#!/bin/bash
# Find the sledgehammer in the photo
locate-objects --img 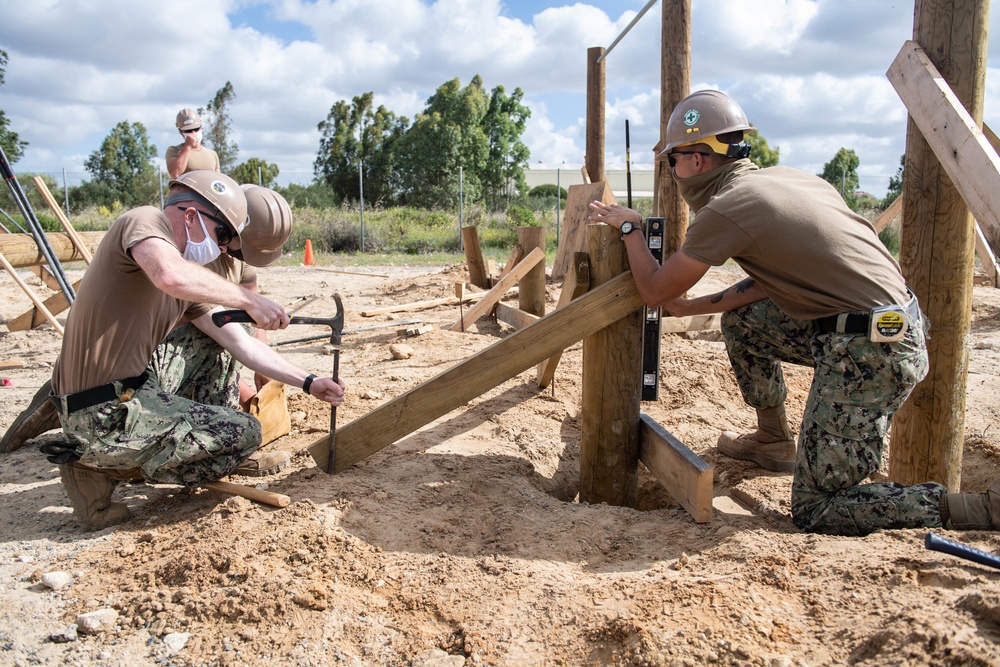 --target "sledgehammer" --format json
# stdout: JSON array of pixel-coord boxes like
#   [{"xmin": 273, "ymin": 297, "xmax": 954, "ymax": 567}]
[{"xmin": 213, "ymin": 294, "xmax": 345, "ymax": 473}]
